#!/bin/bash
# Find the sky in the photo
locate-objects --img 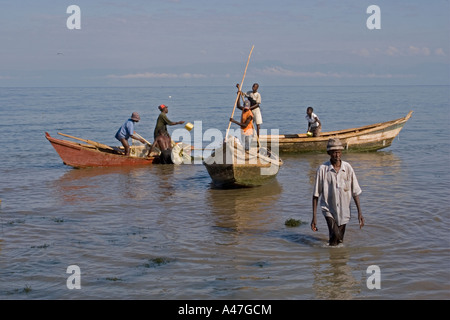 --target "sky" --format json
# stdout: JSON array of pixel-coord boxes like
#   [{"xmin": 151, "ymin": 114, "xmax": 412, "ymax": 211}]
[{"xmin": 0, "ymin": 0, "xmax": 449, "ymax": 86}]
